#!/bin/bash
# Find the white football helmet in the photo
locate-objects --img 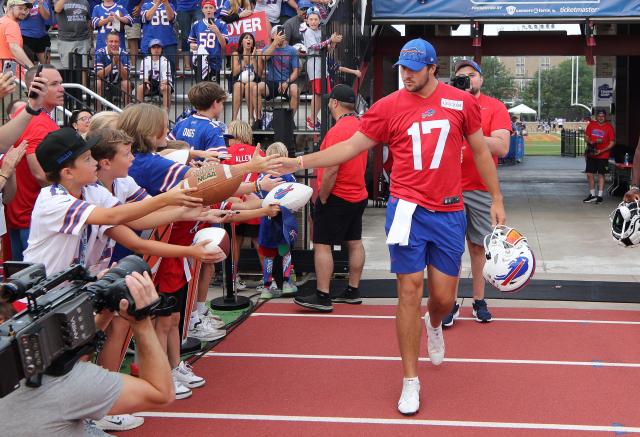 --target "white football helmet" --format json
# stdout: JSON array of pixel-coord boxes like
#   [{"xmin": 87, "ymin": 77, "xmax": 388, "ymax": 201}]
[
  {"xmin": 610, "ymin": 201, "xmax": 640, "ymax": 247},
  {"xmin": 482, "ymin": 225, "xmax": 536, "ymax": 293}
]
